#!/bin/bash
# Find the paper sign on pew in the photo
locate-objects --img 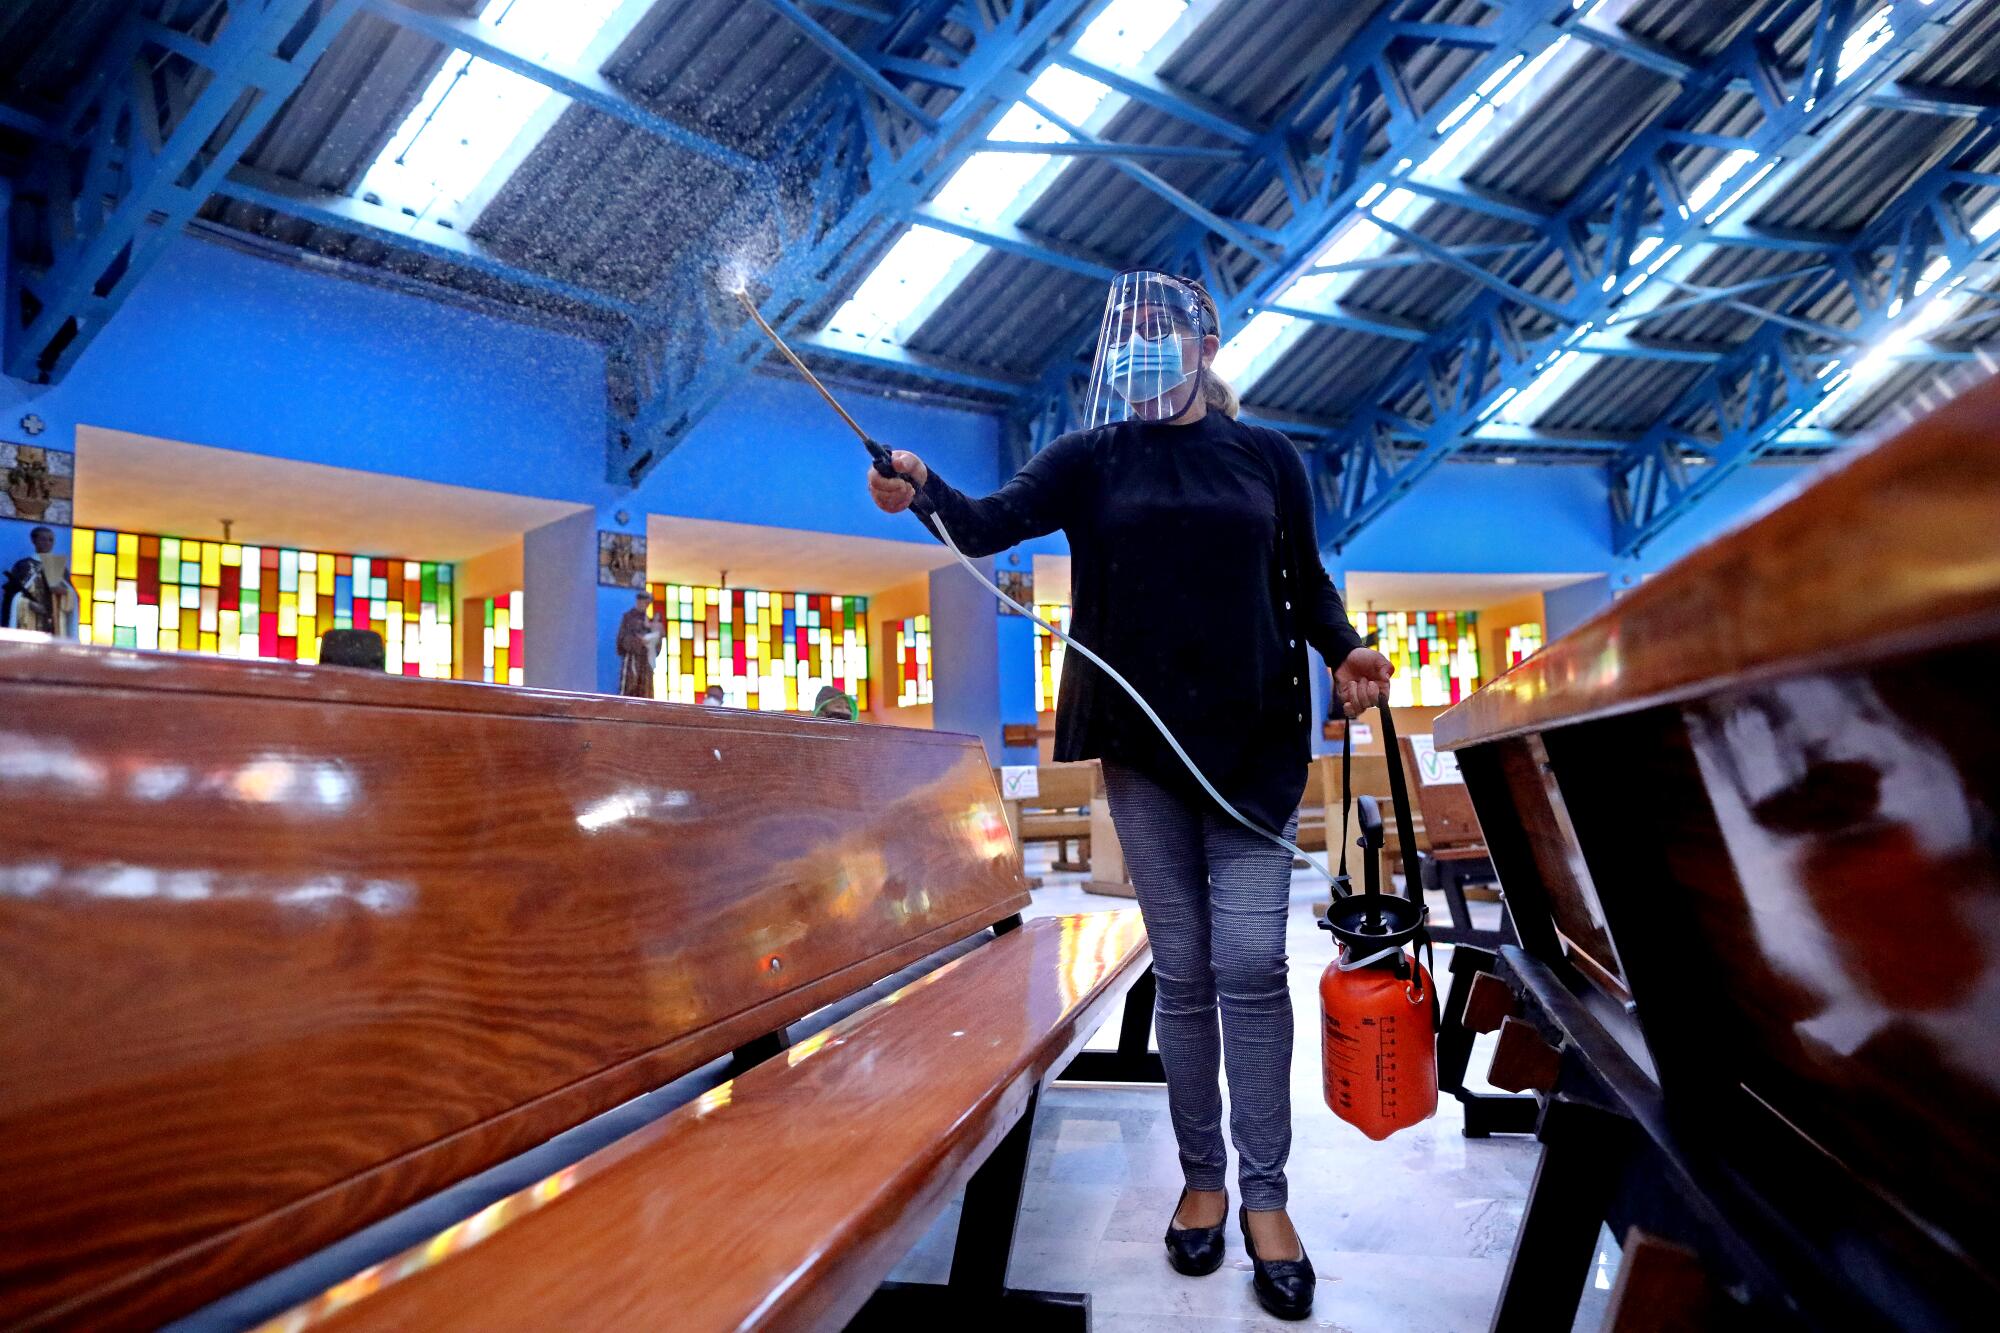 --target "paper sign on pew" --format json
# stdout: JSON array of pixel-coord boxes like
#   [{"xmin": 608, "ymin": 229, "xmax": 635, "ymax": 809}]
[
  {"xmin": 1000, "ymin": 765, "xmax": 1040, "ymax": 800},
  {"xmin": 1407, "ymin": 734, "xmax": 1463, "ymax": 786}
]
